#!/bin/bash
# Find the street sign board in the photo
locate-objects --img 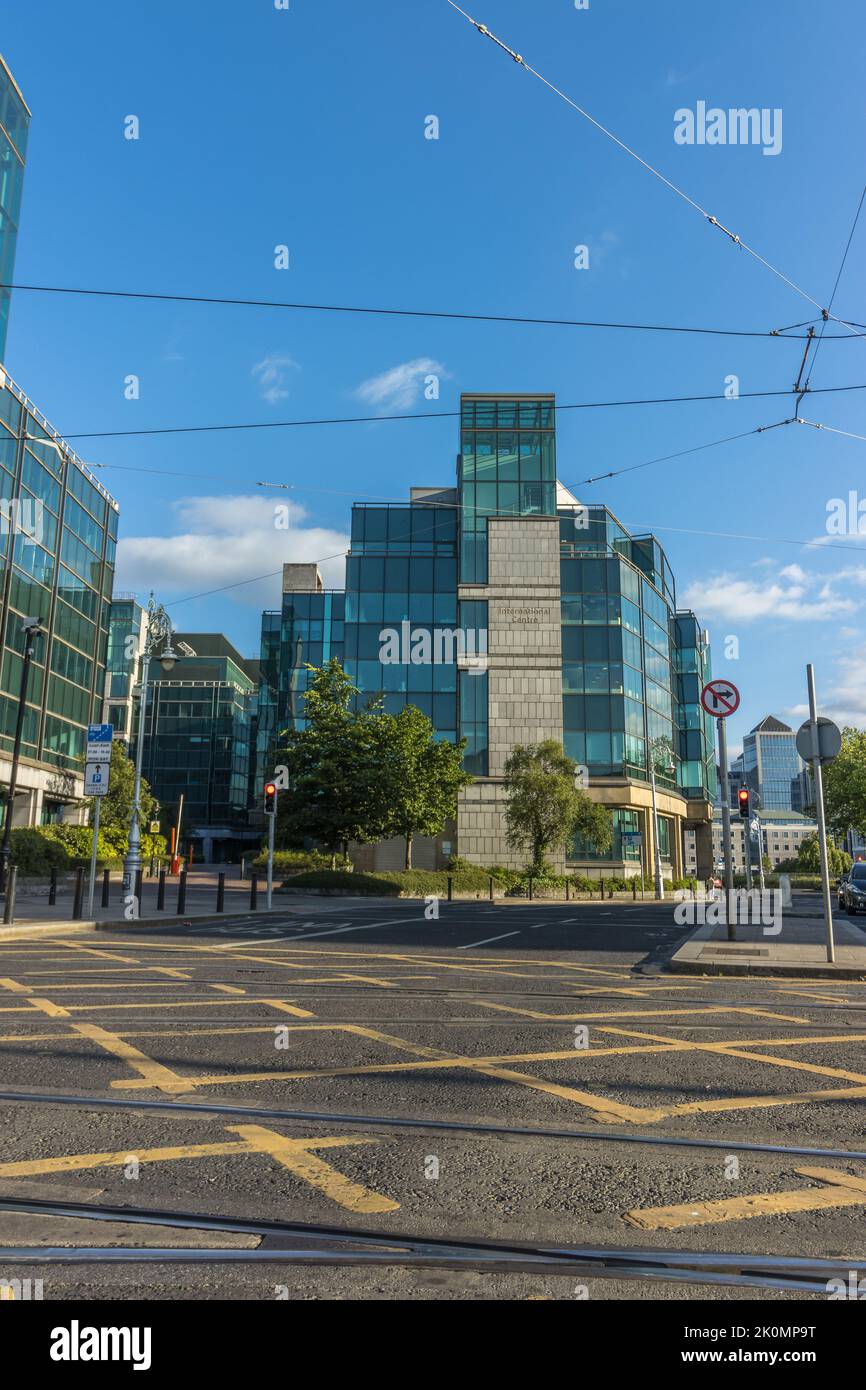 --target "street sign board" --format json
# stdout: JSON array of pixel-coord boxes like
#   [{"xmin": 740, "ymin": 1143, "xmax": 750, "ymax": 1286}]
[
  {"xmin": 796, "ymin": 717, "xmax": 842, "ymax": 766},
  {"xmin": 84, "ymin": 762, "xmax": 109, "ymax": 797},
  {"xmin": 86, "ymin": 723, "xmax": 114, "ymax": 764},
  {"xmin": 700, "ymin": 679, "xmax": 740, "ymax": 718}
]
